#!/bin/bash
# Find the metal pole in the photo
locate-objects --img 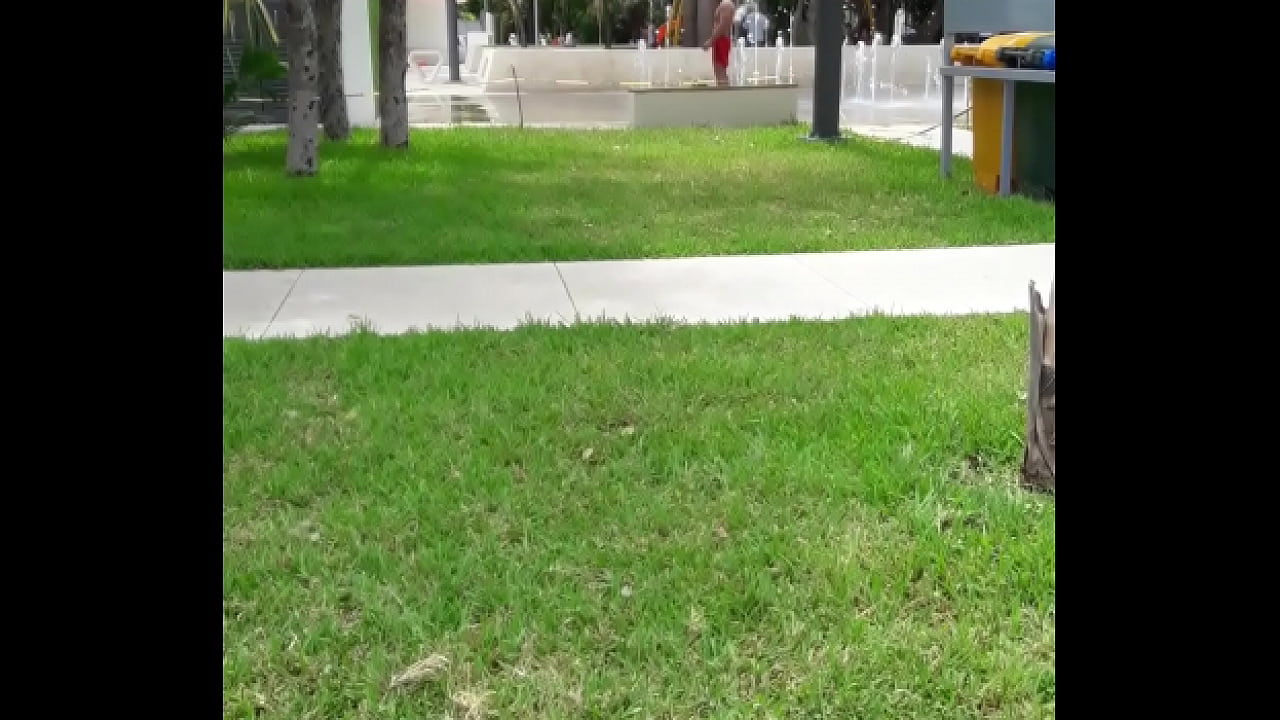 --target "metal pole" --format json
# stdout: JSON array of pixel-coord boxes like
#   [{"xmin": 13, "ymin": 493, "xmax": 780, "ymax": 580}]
[
  {"xmin": 534, "ymin": 0, "xmax": 539, "ymax": 45},
  {"xmin": 940, "ymin": 34, "xmax": 953, "ymax": 178},
  {"xmin": 999, "ymin": 78, "xmax": 1015, "ymax": 196},
  {"xmin": 807, "ymin": 0, "xmax": 843, "ymax": 140},
  {"xmin": 446, "ymin": 0, "xmax": 461, "ymax": 81}
]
